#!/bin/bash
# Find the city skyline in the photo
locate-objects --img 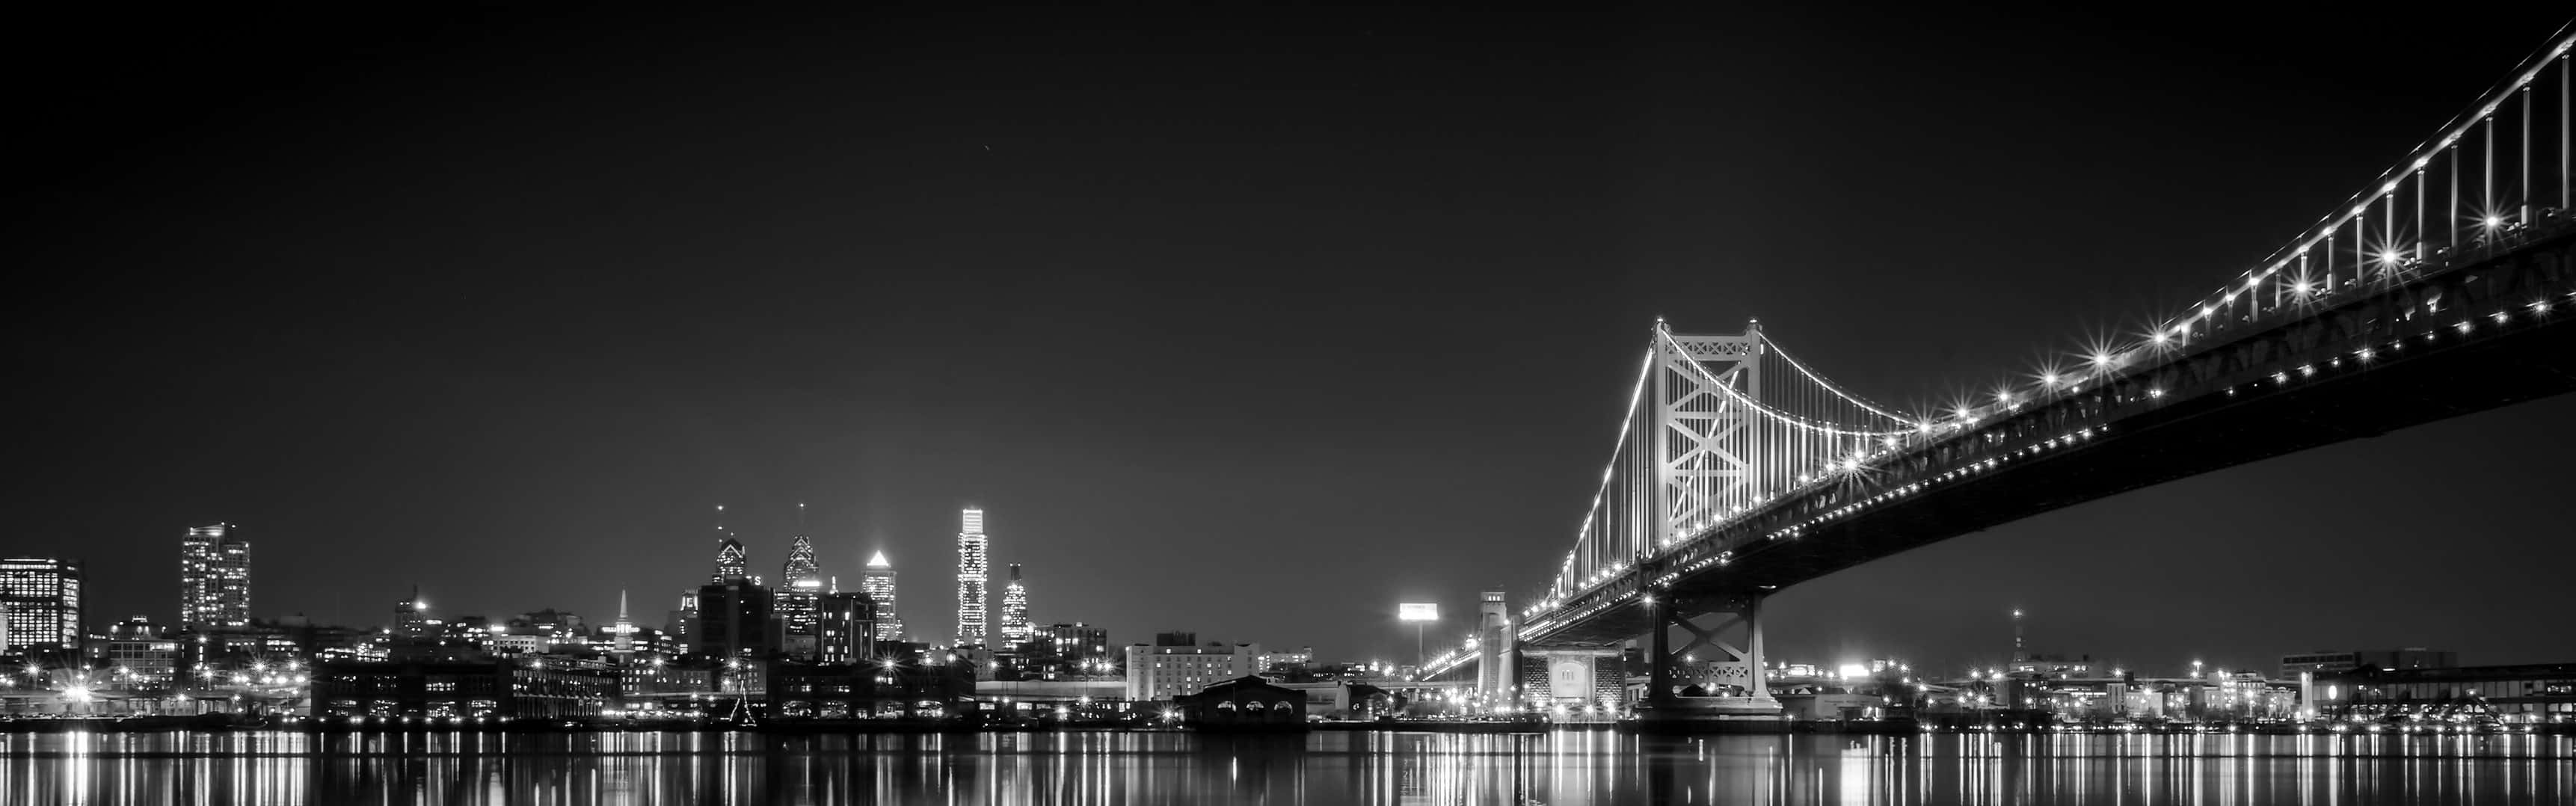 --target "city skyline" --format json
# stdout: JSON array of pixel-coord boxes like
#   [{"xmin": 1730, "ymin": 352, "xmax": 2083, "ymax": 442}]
[{"xmin": 8, "ymin": 6, "xmax": 2576, "ymax": 677}]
